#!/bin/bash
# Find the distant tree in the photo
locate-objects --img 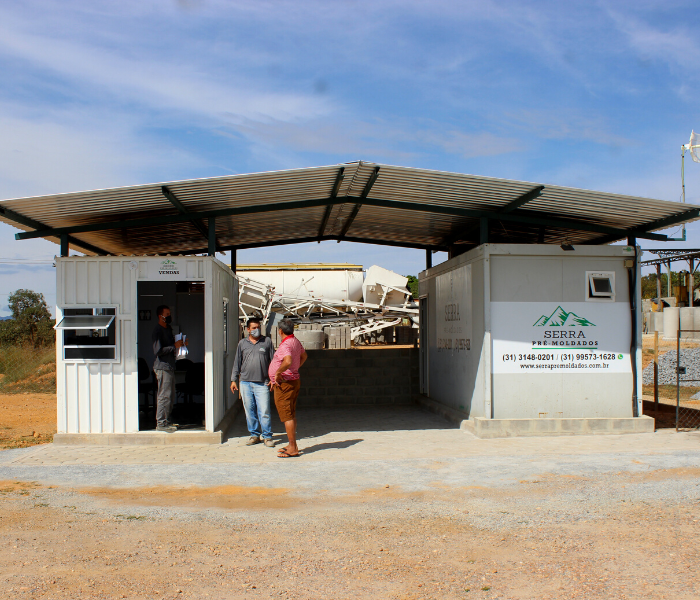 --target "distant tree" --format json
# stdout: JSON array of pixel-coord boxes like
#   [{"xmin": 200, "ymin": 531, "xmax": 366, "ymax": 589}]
[
  {"xmin": 405, "ymin": 275, "xmax": 419, "ymax": 299},
  {"xmin": 641, "ymin": 271, "xmax": 691, "ymax": 300},
  {"xmin": 0, "ymin": 289, "xmax": 54, "ymax": 347}
]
